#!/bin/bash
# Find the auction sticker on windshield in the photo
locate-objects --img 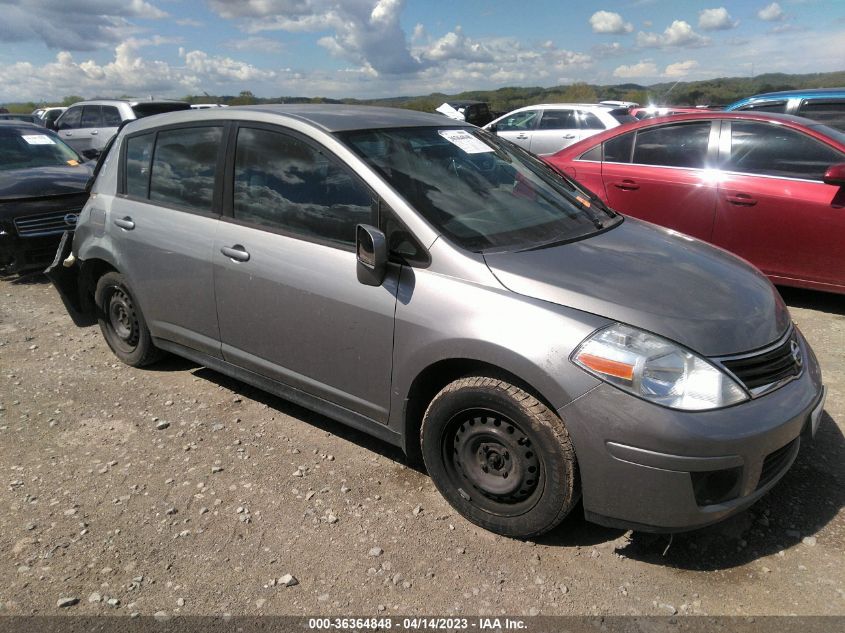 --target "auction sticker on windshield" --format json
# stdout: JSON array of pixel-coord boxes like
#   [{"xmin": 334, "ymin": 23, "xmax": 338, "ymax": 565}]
[
  {"xmin": 22, "ymin": 135, "xmax": 56, "ymax": 145},
  {"xmin": 438, "ymin": 129, "xmax": 493, "ymax": 154}
]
